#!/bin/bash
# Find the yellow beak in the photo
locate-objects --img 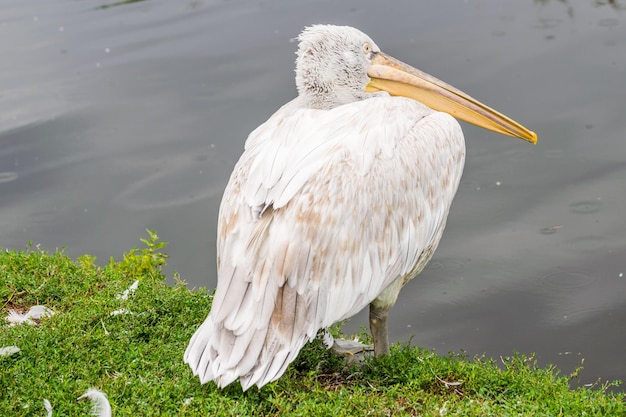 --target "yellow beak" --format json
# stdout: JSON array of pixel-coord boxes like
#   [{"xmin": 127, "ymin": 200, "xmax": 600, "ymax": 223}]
[{"xmin": 366, "ymin": 52, "xmax": 537, "ymax": 144}]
